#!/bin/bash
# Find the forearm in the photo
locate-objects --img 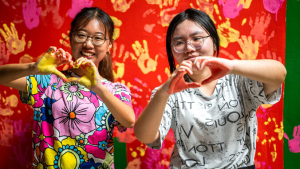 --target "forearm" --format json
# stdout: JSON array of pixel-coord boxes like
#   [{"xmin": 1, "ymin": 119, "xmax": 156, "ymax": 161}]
[
  {"xmin": 0, "ymin": 63, "xmax": 37, "ymax": 83},
  {"xmin": 94, "ymin": 86, "xmax": 135, "ymax": 128},
  {"xmin": 134, "ymin": 86, "xmax": 170, "ymax": 144},
  {"xmin": 230, "ymin": 59, "xmax": 286, "ymax": 94}
]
